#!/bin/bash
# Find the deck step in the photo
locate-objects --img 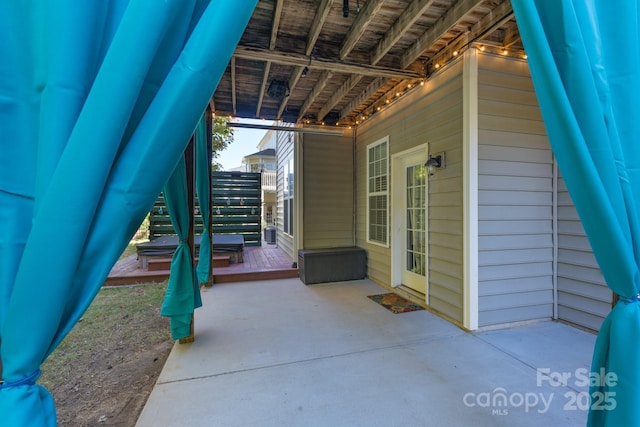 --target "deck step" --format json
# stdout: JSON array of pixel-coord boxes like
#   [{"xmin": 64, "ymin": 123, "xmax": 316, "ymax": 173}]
[
  {"xmin": 212, "ymin": 255, "xmax": 231, "ymax": 268},
  {"xmin": 213, "ymin": 268, "xmax": 299, "ymax": 284},
  {"xmin": 147, "ymin": 258, "xmax": 172, "ymax": 271},
  {"xmin": 147, "ymin": 255, "xmax": 231, "ymax": 271}
]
